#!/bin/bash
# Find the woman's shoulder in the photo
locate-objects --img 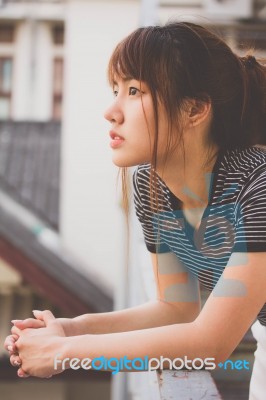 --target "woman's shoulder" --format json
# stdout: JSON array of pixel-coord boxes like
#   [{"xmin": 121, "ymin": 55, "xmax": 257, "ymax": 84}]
[{"xmin": 222, "ymin": 145, "xmax": 266, "ymax": 177}]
